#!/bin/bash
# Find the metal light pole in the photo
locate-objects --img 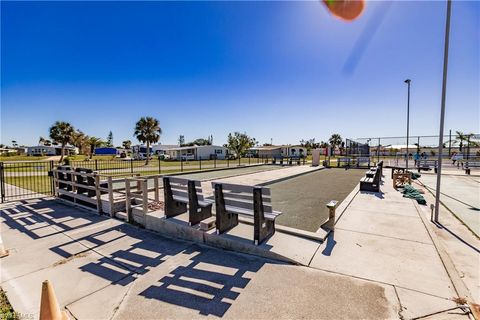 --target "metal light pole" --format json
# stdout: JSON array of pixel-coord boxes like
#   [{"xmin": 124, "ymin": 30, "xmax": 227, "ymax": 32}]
[
  {"xmin": 404, "ymin": 79, "xmax": 411, "ymax": 169},
  {"xmin": 434, "ymin": 0, "xmax": 452, "ymax": 222}
]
